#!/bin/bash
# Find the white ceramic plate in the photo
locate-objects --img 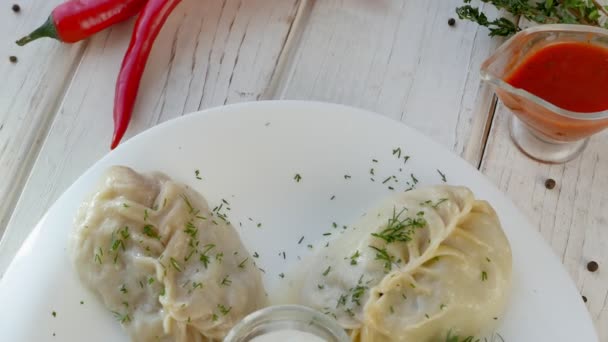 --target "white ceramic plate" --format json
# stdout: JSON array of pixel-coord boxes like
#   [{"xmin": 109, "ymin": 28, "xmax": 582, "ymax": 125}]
[{"xmin": 0, "ymin": 101, "xmax": 597, "ymax": 341}]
